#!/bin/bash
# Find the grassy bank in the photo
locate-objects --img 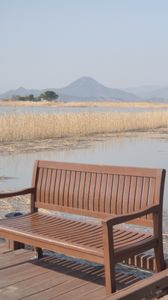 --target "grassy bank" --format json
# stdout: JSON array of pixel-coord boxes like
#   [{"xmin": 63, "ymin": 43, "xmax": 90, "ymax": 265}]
[
  {"xmin": 0, "ymin": 111, "xmax": 168, "ymax": 142},
  {"xmin": 1, "ymin": 100, "xmax": 168, "ymax": 108}
]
